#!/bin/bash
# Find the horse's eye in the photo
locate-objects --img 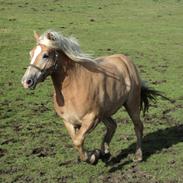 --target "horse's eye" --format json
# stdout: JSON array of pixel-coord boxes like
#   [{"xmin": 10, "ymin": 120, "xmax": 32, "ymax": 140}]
[{"xmin": 43, "ymin": 54, "xmax": 49, "ymax": 59}]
